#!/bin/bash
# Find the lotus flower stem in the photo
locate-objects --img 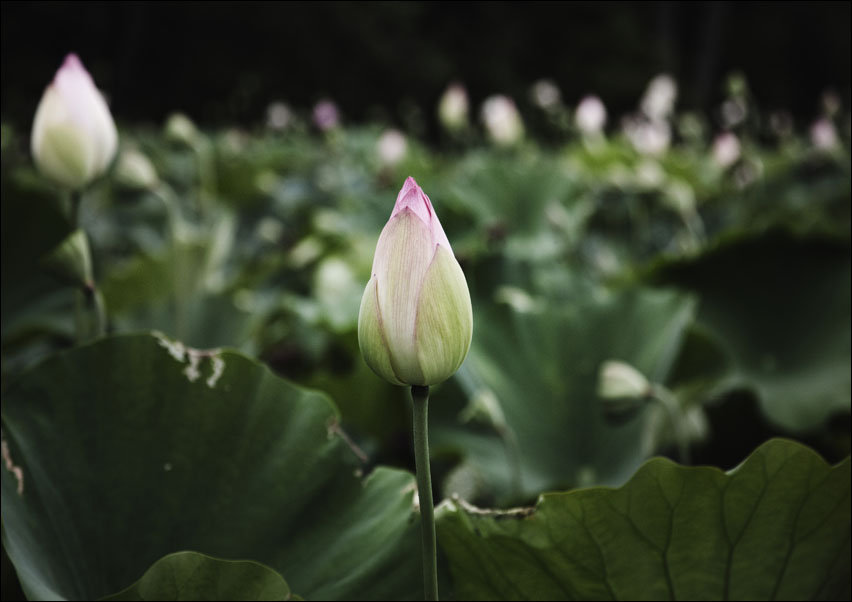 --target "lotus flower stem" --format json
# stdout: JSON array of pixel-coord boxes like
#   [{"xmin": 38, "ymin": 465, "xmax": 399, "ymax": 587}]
[
  {"xmin": 70, "ymin": 190, "xmax": 106, "ymax": 340},
  {"xmin": 652, "ymin": 385, "xmax": 690, "ymax": 465},
  {"xmin": 412, "ymin": 384, "xmax": 438, "ymax": 601}
]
